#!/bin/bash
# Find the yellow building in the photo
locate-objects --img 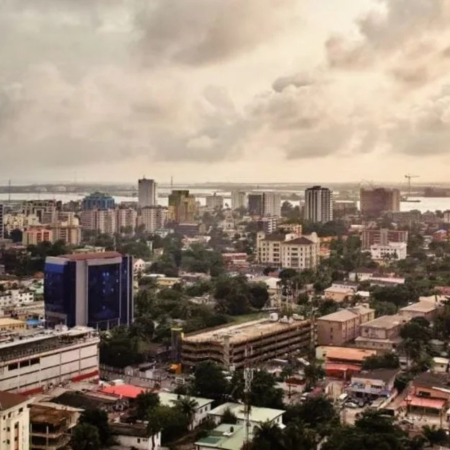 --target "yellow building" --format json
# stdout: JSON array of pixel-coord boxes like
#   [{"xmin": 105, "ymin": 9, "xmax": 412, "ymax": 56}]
[
  {"xmin": 0, "ymin": 318, "xmax": 27, "ymax": 332},
  {"xmin": 168, "ymin": 190, "xmax": 196, "ymax": 223}
]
